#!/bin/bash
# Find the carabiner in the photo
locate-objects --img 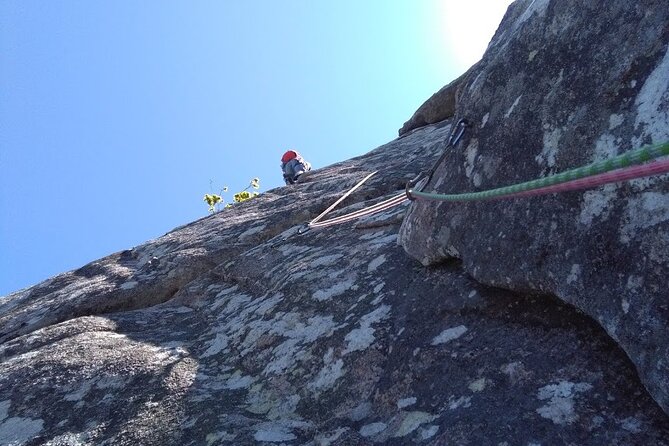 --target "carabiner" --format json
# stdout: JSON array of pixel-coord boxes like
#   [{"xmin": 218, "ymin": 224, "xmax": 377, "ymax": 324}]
[{"xmin": 449, "ymin": 119, "xmax": 469, "ymax": 147}]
